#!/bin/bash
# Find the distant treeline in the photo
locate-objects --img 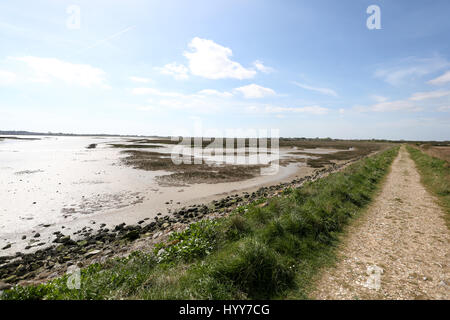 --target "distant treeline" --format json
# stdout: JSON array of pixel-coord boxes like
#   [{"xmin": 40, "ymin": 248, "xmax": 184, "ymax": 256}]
[{"xmin": 0, "ymin": 131, "xmax": 448, "ymax": 145}]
